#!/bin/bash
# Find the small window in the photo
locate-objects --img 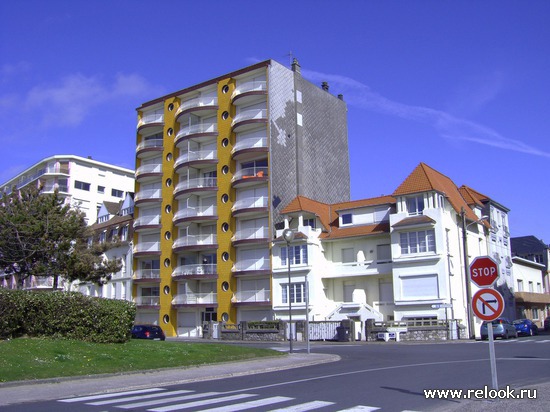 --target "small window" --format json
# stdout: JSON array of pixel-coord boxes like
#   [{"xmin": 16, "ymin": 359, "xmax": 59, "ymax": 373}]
[
  {"xmin": 98, "ymin": 185, "xmax": 105, "ymax": 194},
  {"xmin": 341, "ymin": 213, "xmax": 352, "ymax": 225},
  {"xmin": 112, "ymin": 189, "xmax": 124, "ymax": 198},
  {"xmin": 303, "ymin": 218, "xmax": 315, "ymax": 229},
  {"xmin": 75, "ymin": 180, "xmax": 90, "ymax": 191}
]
